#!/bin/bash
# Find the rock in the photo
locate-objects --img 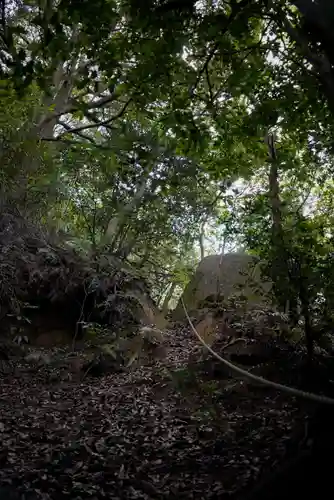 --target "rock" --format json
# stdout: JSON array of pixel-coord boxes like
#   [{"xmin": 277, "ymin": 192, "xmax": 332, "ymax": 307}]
[
  {"xmin": 25, "ymin": 351, "xmax": 51, "ymax": 364},
  {"xmin": 172, "ymin": 253, "xmax": 272, "ymax": 320}
]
